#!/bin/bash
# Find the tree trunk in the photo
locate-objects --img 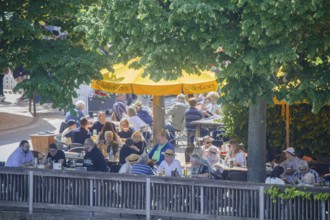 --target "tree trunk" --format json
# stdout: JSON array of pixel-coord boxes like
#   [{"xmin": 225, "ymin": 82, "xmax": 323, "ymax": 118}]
[
  {"xmin": 152, "ymin": 96, "xmax": 165, "ymax": 144},
  {"xmin": 247, "ymin": 96, "xmax": 267, "ymax": 182}
]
